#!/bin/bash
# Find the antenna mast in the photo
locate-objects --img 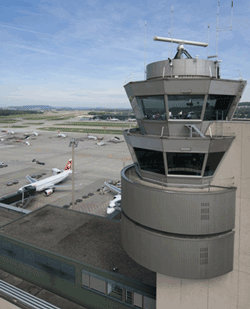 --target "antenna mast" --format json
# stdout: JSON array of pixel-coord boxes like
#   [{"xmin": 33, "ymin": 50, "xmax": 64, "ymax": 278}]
[
  {"xmin": 171, "ymin": 6, "xmax": 174, "ymax": 58},
  {"xmin": 144, "ymin": 21, "xmax": 147, "ymax": 80},
  {"xmin": 230, "ymin": 1, "xmax": 233, "ymax": 30},
  {"xmin": 216, "ymin": 1, "xmax": 234, "ymax": 57},
  {"xmin": 207, "ymin": 24, "xmax": 210, "ymax": 58},
  {"xmin": 216, "ymin": 0, "xmax": 220, "ymax": 57}
]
